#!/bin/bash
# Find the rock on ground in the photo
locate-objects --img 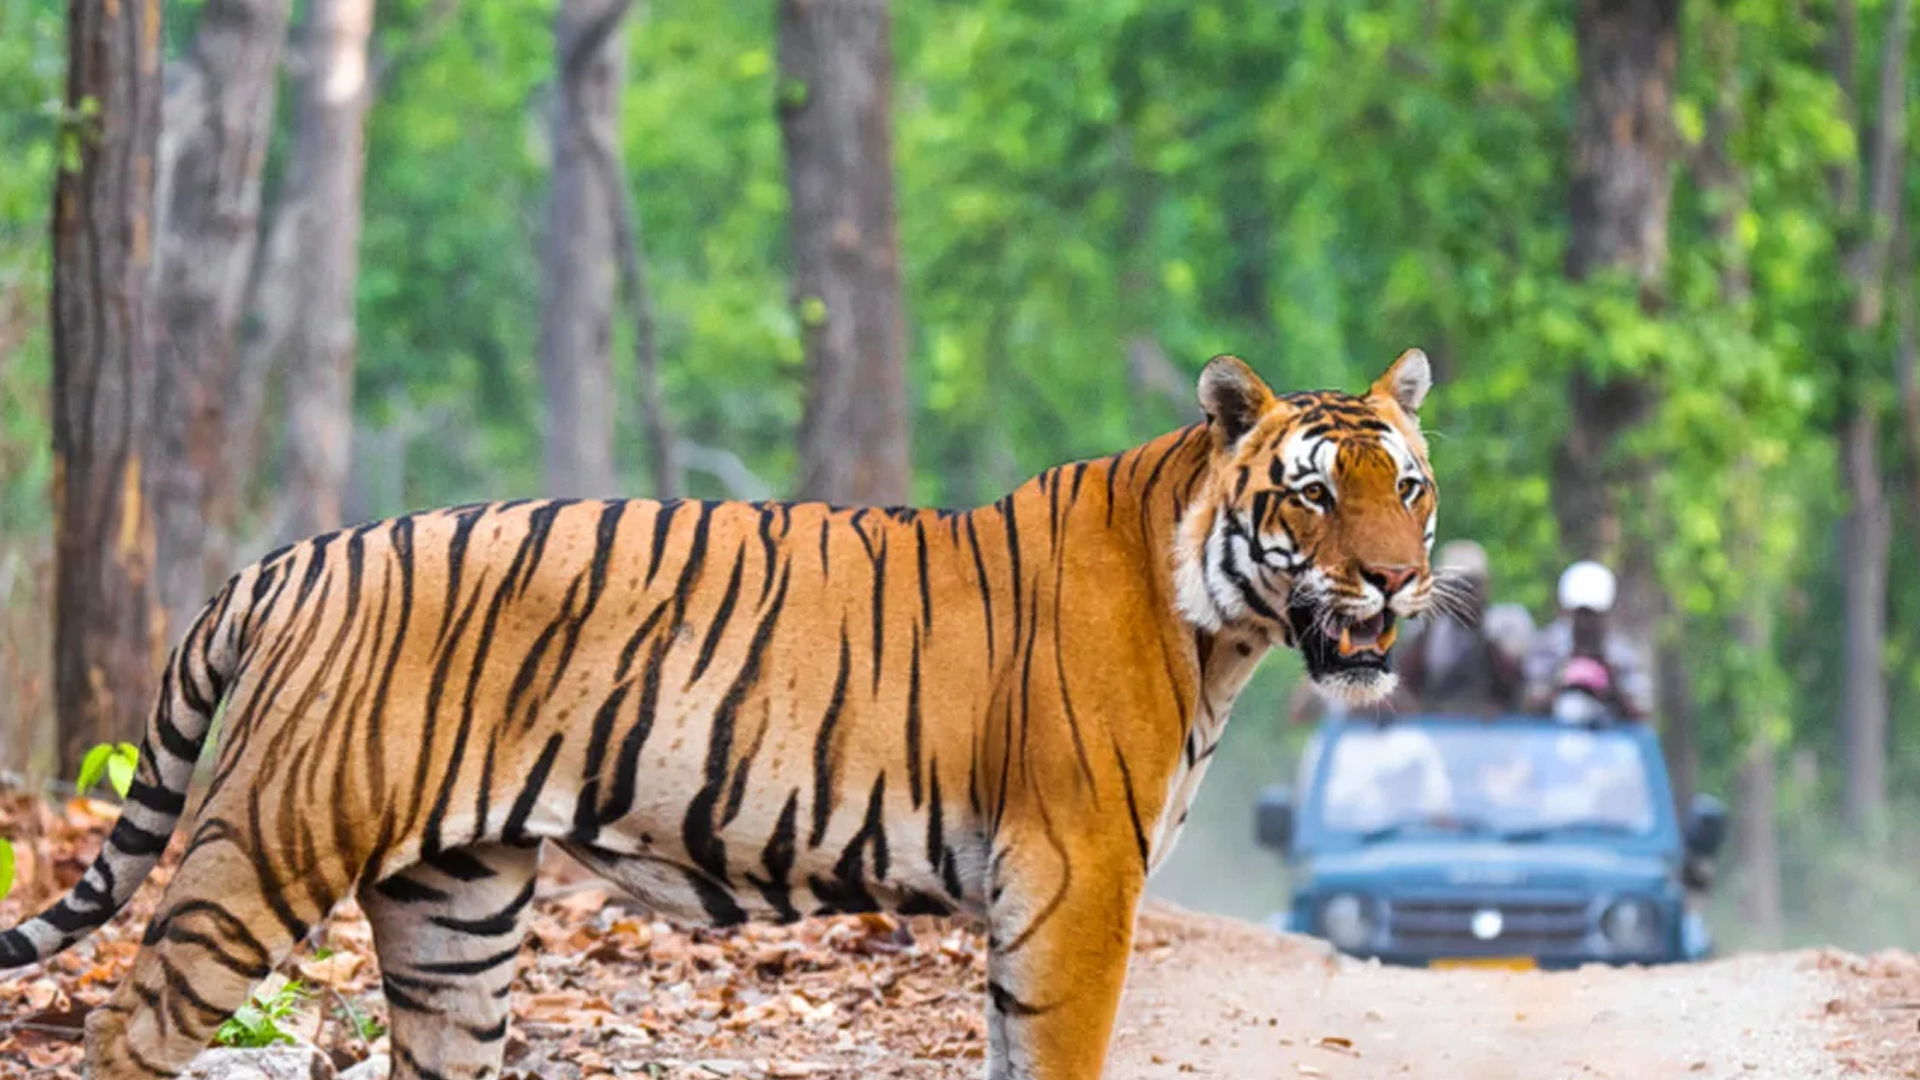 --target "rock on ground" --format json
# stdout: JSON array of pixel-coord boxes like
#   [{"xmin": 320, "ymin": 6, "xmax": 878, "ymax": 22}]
[{"xmin": 180, "ymin": 1046, "xmax": 336, "ymax": 1080}]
